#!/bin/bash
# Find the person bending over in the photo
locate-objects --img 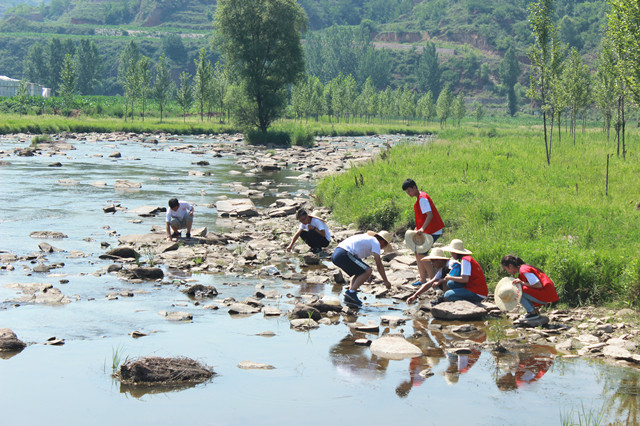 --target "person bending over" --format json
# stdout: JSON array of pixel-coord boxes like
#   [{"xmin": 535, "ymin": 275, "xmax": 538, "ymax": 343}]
[
  {"xmin": 286, "ymin": 209, "xmax": 331, "ymax": 254},
  {"xmin": 331, "ymin": 231, "xmax": 393, "ymax": 308},
  {"xmin": 501, "ymin": 255, "xmax": 558, "ymax": 320},
  {"xmin": 166, "ymin": 198, "xmax": 194, "ymax": 241}
]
